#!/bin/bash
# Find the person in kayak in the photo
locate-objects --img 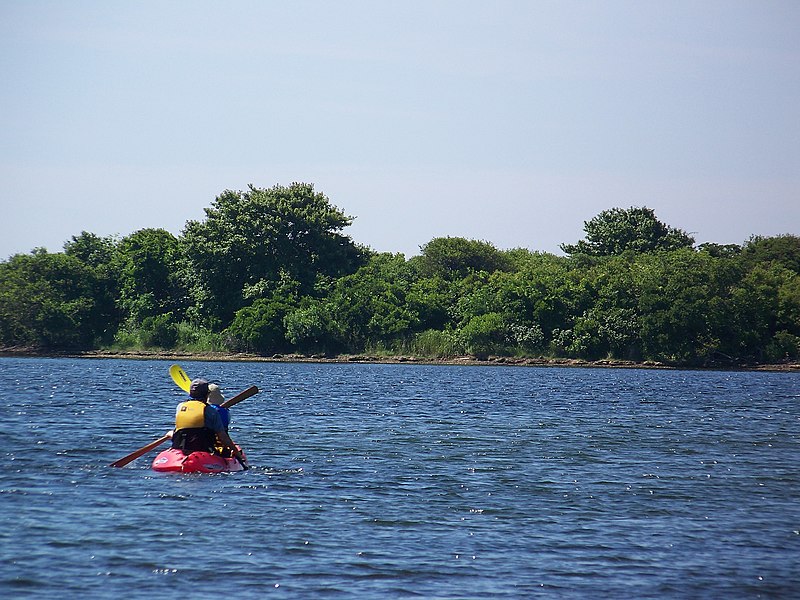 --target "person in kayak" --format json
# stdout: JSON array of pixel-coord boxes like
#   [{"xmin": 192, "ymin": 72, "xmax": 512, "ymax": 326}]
[
  {"xmin": 207, "ymin": 383, "xmax": 231, "ymax": 429},
  {"xmin": 170, "ymin": 378, "xmax": 244, "ymax": 463},
  {"xmin": 207, "ymin": 383, "xmax": 233, "ymax": 457}
]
